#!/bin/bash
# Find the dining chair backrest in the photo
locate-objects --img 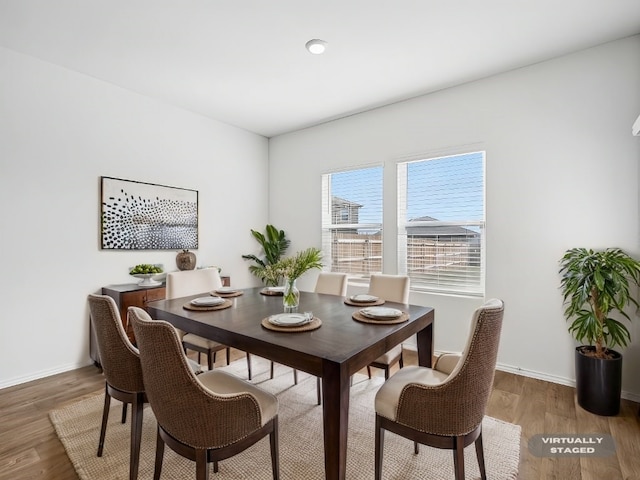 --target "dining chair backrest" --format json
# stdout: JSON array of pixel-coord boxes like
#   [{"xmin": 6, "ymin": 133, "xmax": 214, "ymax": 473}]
[
  {"xmin": 314, "ymin": 272, "xmax": 348, "ymax": 296},
  {"xmin": 368, "ymin": 274, "xmax": 410, "ymax": 304},
  {"xmin": 87, "ymin": 294, "xmax": 144, "ymax": 393},
  {"xmin": 128, "ymin": 307, "xmax": 264, "ymax": 448},
  {"xmin": 398, "ymin": 298, "xmax": 504, "ymax": 435},
  {"xmin": 165, "ymin": 268, "xmax": 222, "ymax": 299},
  {"xmin": 446, "ymin": 298, "xmax": 503, "ymax": 382}
]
